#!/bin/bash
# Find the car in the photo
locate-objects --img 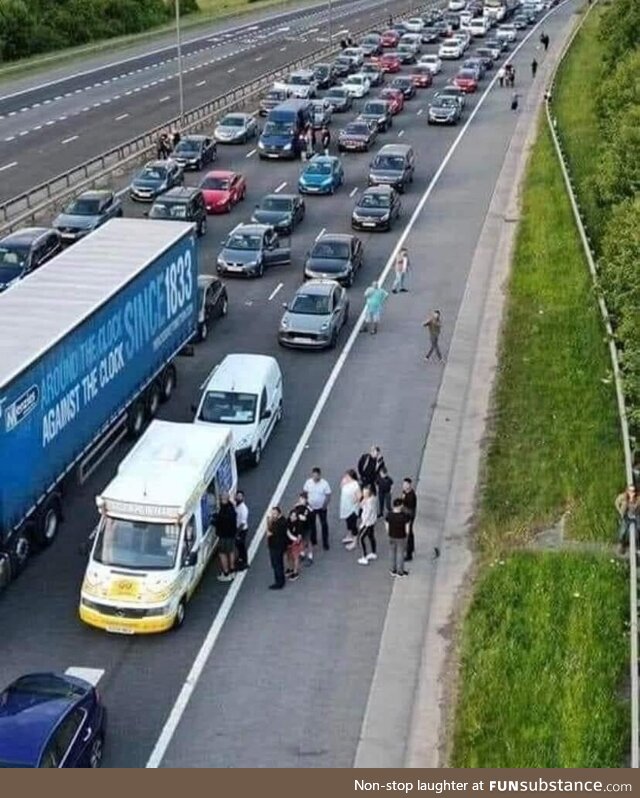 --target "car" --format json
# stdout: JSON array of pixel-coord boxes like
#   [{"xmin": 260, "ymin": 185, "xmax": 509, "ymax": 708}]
[
  {"xmin": 379, "ymin": 87, "xmax": 405, "ymax": 114},
  {"xmin": 298, "ymin": 154, "xmax": 344, "ymax": 195},
  {"xmin": 409, "ymin": 65, "xmax": 434, "ymax": 89},
  {"xmin": 359, "ymin": 33, "xmax": 383, "ymax": 56},
  {"xmin": 303, "ymin": 233, "xmax": 363, "ymax": 286},
  {"xmin": 486, "ymin": 36, "xmax": 509, "ymax": 54},
  {"xmin": 433, "ymin": 20, "xmax": 454, "ymax": 38},
  {"xmin": 351, "ymin": 184, "xmax": 401, "ymax": 232},
  {"xmin": 513, "ymin": 14, "xmax": 529, "ymax": 29},
  {"xmin": 147, "ymin": 187, "xmax": 208, "ymax": 236},
  {"xmin": 368, "ymin": 143, "xmax": 415, "ymax": 193},
  {"xmin": 342, "ymin": 47, "xmax": 365, "ymax": 68},
  {"xmin": 448, "ymin": 0, "xmax": 466, "ymax": 10},
  {"xmin": 282, "ymin": 68, "xmax": 318, "ymax": 98},
  {"xmin": 259, "ymin": 86, "xmax": 290, "ymax": 116},
  {"xmin": 400, "ymin": 33, "xmax": 423, "ymax": 54},
  {"xmin": 129, "ymin": 159, "xmax": 184, "ymax": 201},
  {"xmin": 396, "ymin": 43, "xmax": 418, "ymax": 64},
  {"xmin": 379, "ymin": 52, "xmax": 402, "ymax": 73},
  {"xmin": 170, "ymin": 134, "xmax": 217, "ymax": 170},
  {"xmin": 341, "ymin": 73, "xmax": 371, "ymax": 98},
  {"xmin": 462, "ymin": 58, "xmax": 484, "ymax": 79},
  {"xmin": 214, "ymin": 112, "xmax": 259, "ymax": 144},
  {"xmin": 419, "ymin": 54, "xmax": 443, "ymax": 74},
  {"xmin": 404, "ymin": 17, "xmax": 426, "ymax": 32},
  {"xmin": 474, "ymin": 48, "xmax": 496, "ymax": 69},
  {"xmin": 217, "ymin": 223, "xmax": 290, "ymax": 278},
  {"xmin": 0, "ymin": 672, "xmax": 106, "ymax": 768},
  {"xmin": 439, "ymin": 38, "xmax": 464, "ymax": 59},
  {"xmin": 421, "ymin": 26, "xmax": 441, "ymax": 43},
  {"xmin": 452, "ymin": 31, "xmax": 471, "ymax": 51},
  {"xmin": 338, "ymin": 119, "xmax": 378, "ymax": 153},
  {"xmin": 251, "ymin": 193, "xmax": 305, "ymax": 234},
  {"xmin": 52, "ymin": 190, "xmax": 122, "ymax": 243},
  {"xmin": 435, "ymin": 84, "xmax": 468, "ymax": 108},
  {"xmin": 200, "ymin": 169, "xmax": 247, "ymax": 214},
  {"xmin": 360, "ymin": 62, "xmax": 385, "ymax": 87},
  {"xmin": 444, "ymin": 12, "xmax": 462, "ymax": 30},
  {"xmin": 312, "ymin": 62, "xmax": 337, "ymax": 89},
  {"xmin": 279, "ymin": 279, "xmax": 350, "ymax": 350},
  {"xmin": 0, "ymin": 227, "xmax": 62, "ymax": 292},
  {"xmin": 196, "ymin": 275, "xmax": 228, "ymax": 341},
  {"xmin": 358, "ymin": 99, "xmax": 393, "ymax": 132},
  {"xmin": 380, "ymin": 29, "xmax": 400, "ymax": 47},
  {"xmin": 332, "ymin": 55, "xmax": 355, "ymax": 78},
  {"xmin": 470, "ymin": 16, "xmax": 491, "ymax": 36},
  {"xmin": 390, "ymin": 75, "xmax": 417, "ymax": 99},
  {"xmin": 427, "ymin": 95, "xmax": 463, "ymax": 125},
  {"xmin": 453, "ymin": 68, "xmax": 479, "ymax": 92},
  {"xmin": 497, "ymin": 23, "xmax": 517, "ymax": 42},
  {"xmin": 310, "ymin": 98, "xmax": 333, "ymax": 129}
]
